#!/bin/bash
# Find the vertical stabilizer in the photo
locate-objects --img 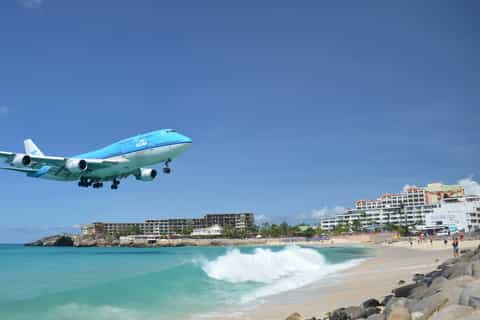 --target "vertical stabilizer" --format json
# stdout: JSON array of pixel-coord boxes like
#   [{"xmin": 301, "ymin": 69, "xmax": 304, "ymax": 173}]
[{"xmin": 24, "ymin": 139, "xmax": 44, "ymax": 156}]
